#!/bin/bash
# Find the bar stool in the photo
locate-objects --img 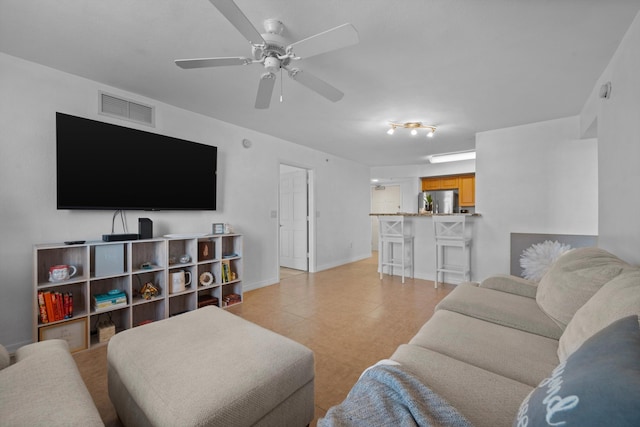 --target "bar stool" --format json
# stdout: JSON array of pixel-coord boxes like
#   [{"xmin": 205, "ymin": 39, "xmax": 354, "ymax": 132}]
[
  {"xmin": 378, "ymin": 216, "xmax": 414, "ymax": 283},
  {"xmin": 433, "ymin": 215, "xmax": 471, "ymax": 288}
]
